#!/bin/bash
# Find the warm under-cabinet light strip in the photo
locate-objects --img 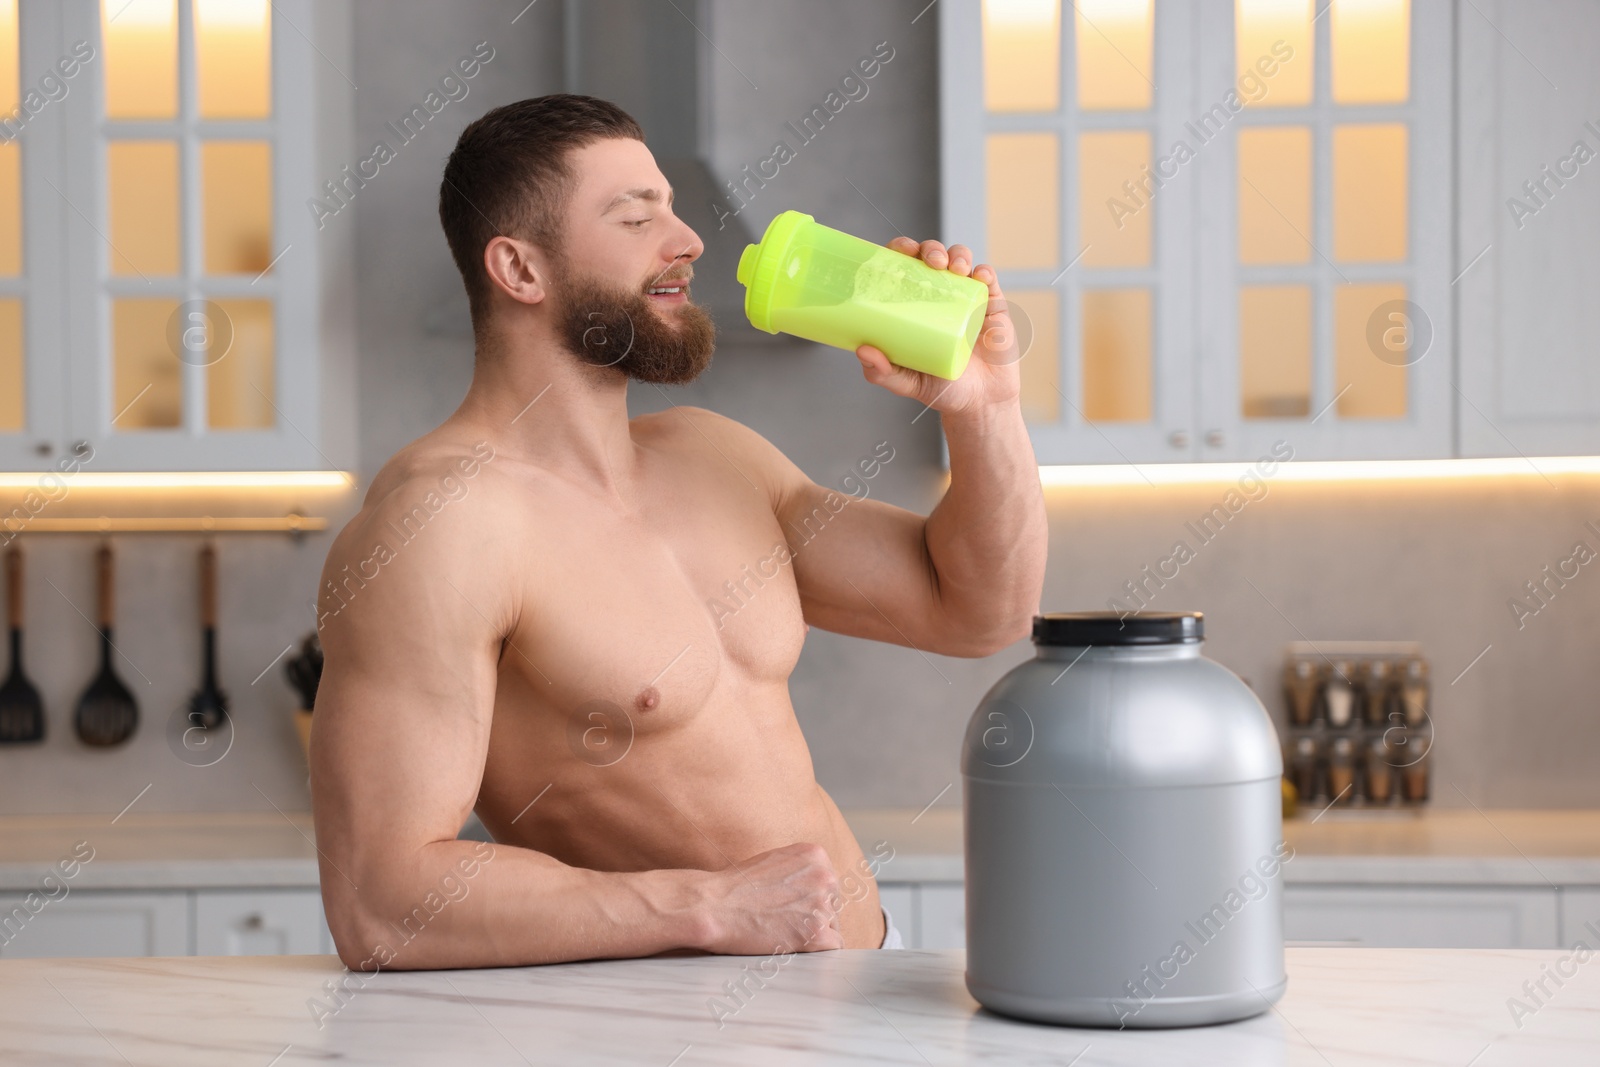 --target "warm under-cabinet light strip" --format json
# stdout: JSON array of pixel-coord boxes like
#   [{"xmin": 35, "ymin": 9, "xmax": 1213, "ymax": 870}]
[
  {"xmin": 0, "ymin": 471, "xmax": 355, "ymax": 490},
  {"xmin": 15, "ymin": 515, "xmax": 328, "ymax": 534},
  {"xmin": 1038, "ymin": 456, "xmax": 1600, "ymax": 487}
]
